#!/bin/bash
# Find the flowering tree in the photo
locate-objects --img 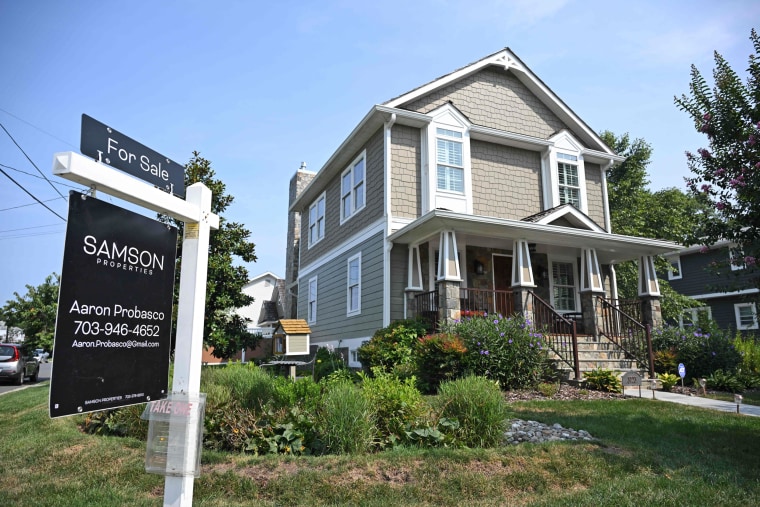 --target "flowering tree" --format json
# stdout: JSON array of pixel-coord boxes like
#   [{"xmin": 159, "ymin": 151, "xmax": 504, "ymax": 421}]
[{"xmin": 675, "ymin": 28, "xmax": 760, "ymax": 288}]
